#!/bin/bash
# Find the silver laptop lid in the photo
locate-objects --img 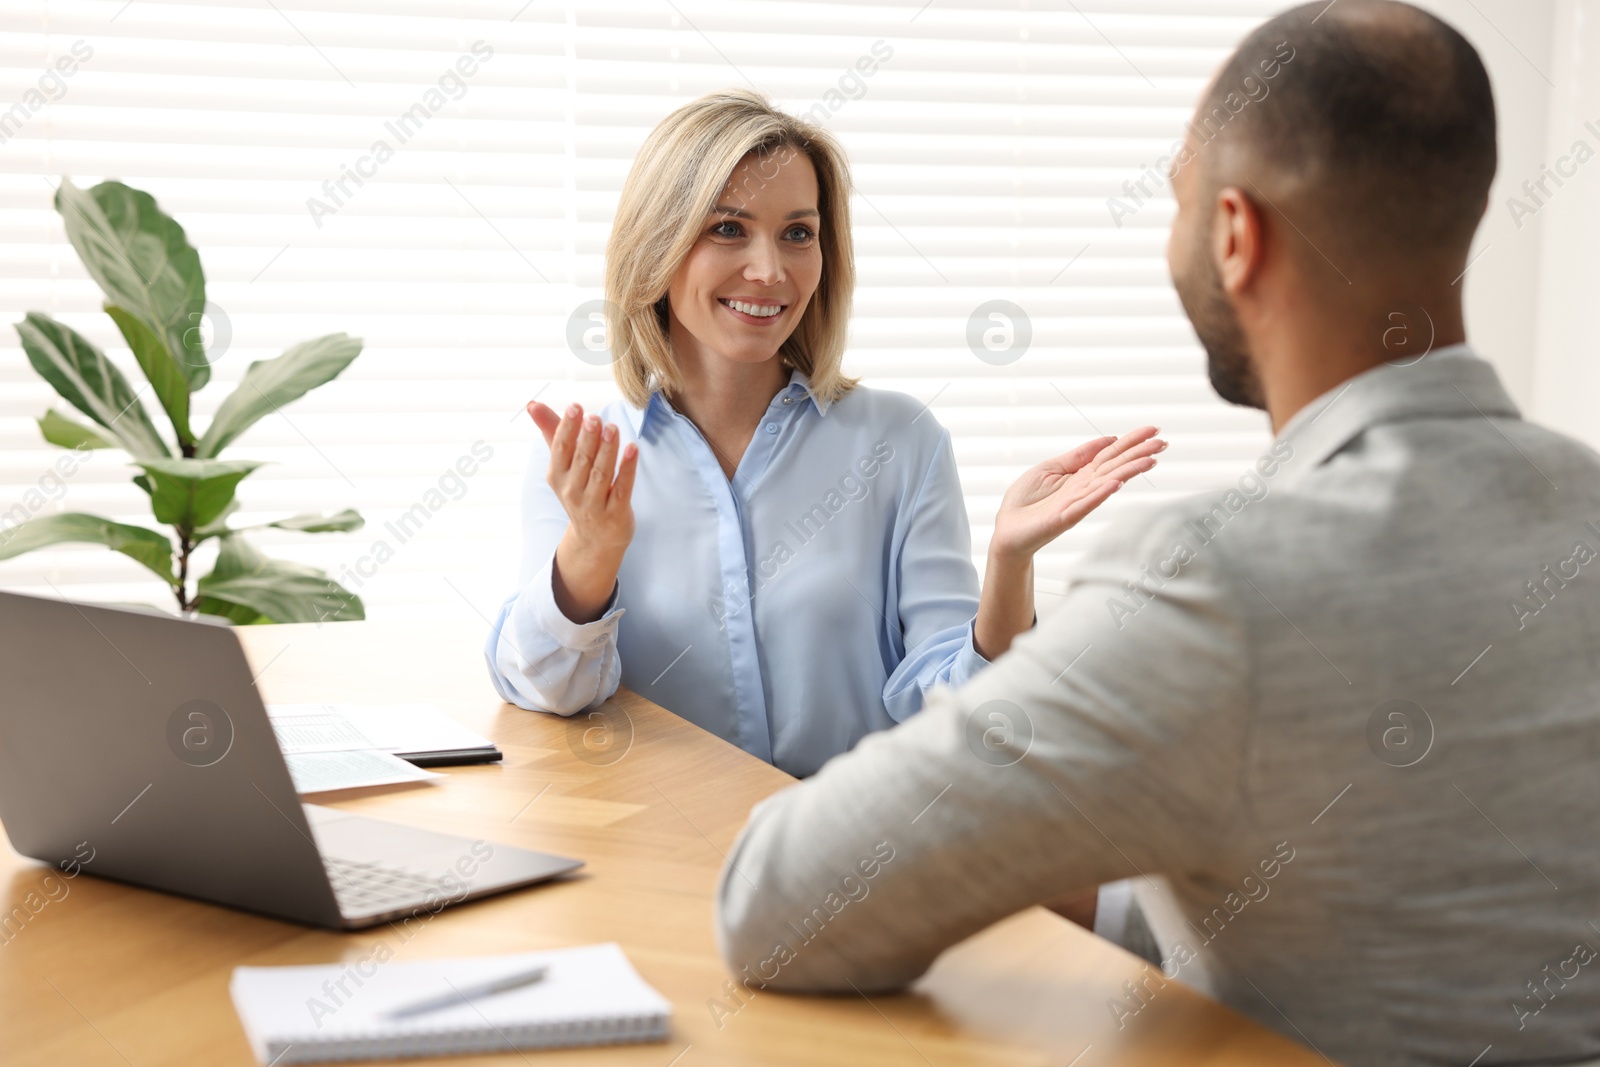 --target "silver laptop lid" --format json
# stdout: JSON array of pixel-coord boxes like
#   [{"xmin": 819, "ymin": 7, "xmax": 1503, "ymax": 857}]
[{"xmin": 0, "ymin": 590, "xmax": 343, "ymax": 928}]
